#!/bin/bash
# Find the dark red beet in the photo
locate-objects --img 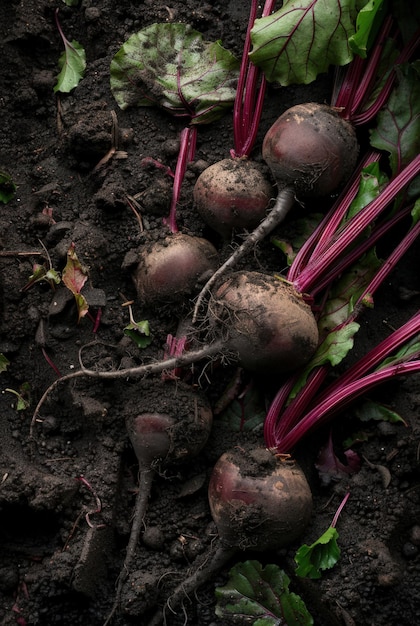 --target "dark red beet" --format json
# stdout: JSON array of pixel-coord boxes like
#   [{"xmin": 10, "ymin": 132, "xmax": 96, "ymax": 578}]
[
  {"xmin": 133, "ymin": 233, "xmax": 219, "ymax": 306},
  {"xmin": 194, "ymin": 157, "xmax": 274, "ymax": 238},
  {"xmin": 146, "ymin": 445, "xmax": 312, "ymax": 626},
  {"xmin": 210, "ymin": 270, "xmax": 319, "ymax": 374},
  {"xmin": 208, "ymin": 446, "xmax": 313, "ymax": 550},
  {"xmin": 104, "ymin": 380, "xmax": 213, "ymax": 625},
  {"xmin": 262, "ymin": 102, "xmax": 359, "ymax": 198}
]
